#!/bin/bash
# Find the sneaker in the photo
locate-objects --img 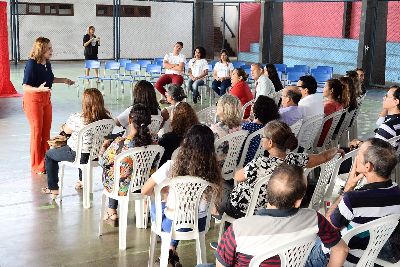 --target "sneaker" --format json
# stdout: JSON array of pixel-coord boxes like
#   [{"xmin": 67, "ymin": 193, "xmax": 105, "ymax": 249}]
[{"xmin": 210, "ymin": 241, "xmax": 218, "ymax": 250}]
